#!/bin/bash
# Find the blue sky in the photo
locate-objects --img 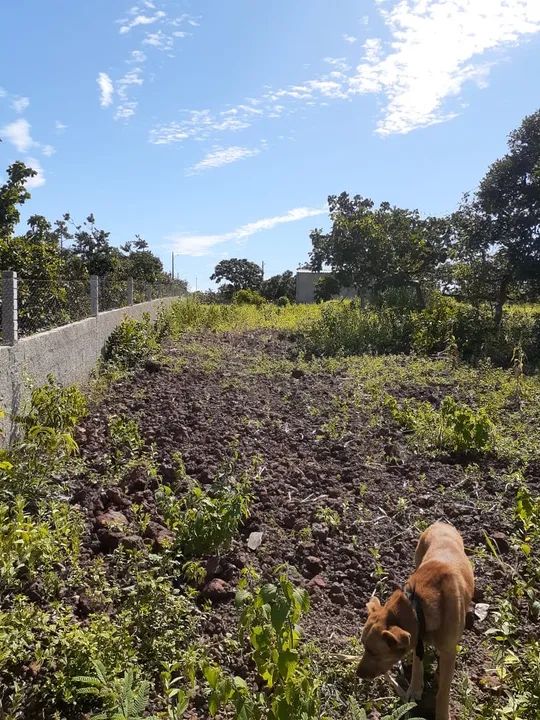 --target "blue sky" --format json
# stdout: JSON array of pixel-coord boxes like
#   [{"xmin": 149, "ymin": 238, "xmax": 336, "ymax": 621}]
[{"xmin": 1, "ymin": 1, "xmax": 539, "ymax": 289}]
